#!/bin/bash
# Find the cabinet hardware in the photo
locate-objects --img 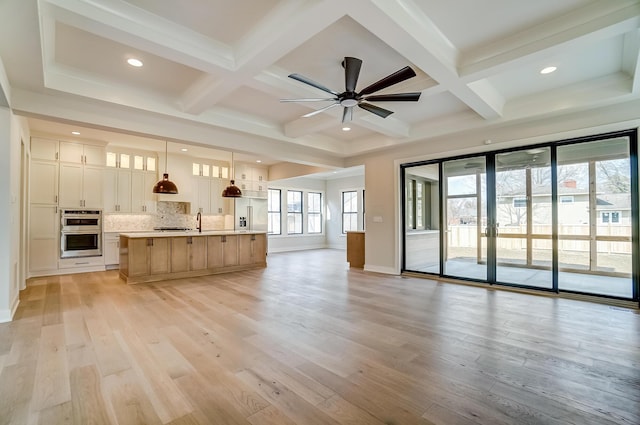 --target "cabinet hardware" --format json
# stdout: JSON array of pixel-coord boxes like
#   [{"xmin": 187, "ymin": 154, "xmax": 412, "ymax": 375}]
[
  {"xmin": 54, "ymin": 195, "xmax": 58, "ymax": 203},
  {"xmin": 222, "ymin": 235, "xmax": 226, "ymax": 243},
  {"xmin": 55, "ymin": 152, "xmax": 59, "ymax": 160},
  {"xmin": 251, "ymin": 234, "xmax": 256, "ymax": 241},
  {"xmin": 75, "ymin": 262, "xmax": 90, "ymax": 265},
  {"xmin": 187, "ymin": 237, "xmax": 192, "ymax": 244},
  {"xmin": 55, "ymin": 206, "xmax": 58, "ymax": 214}
]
